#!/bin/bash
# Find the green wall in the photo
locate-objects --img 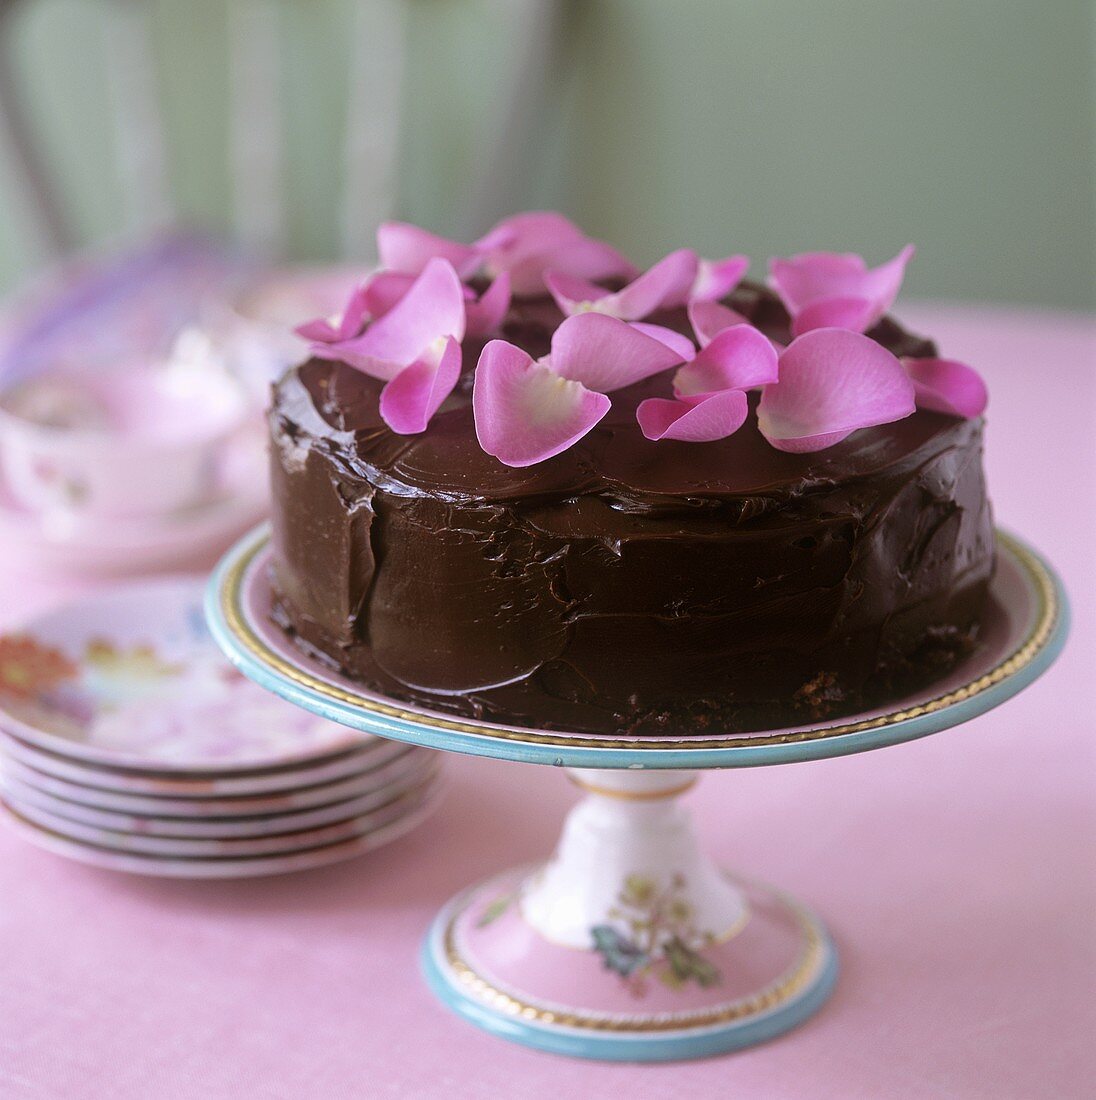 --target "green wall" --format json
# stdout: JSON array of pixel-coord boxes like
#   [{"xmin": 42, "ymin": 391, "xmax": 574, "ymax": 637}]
[{"xmin": 1, "ymin": 0, "xmax": 1093, "ymax": 309}]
